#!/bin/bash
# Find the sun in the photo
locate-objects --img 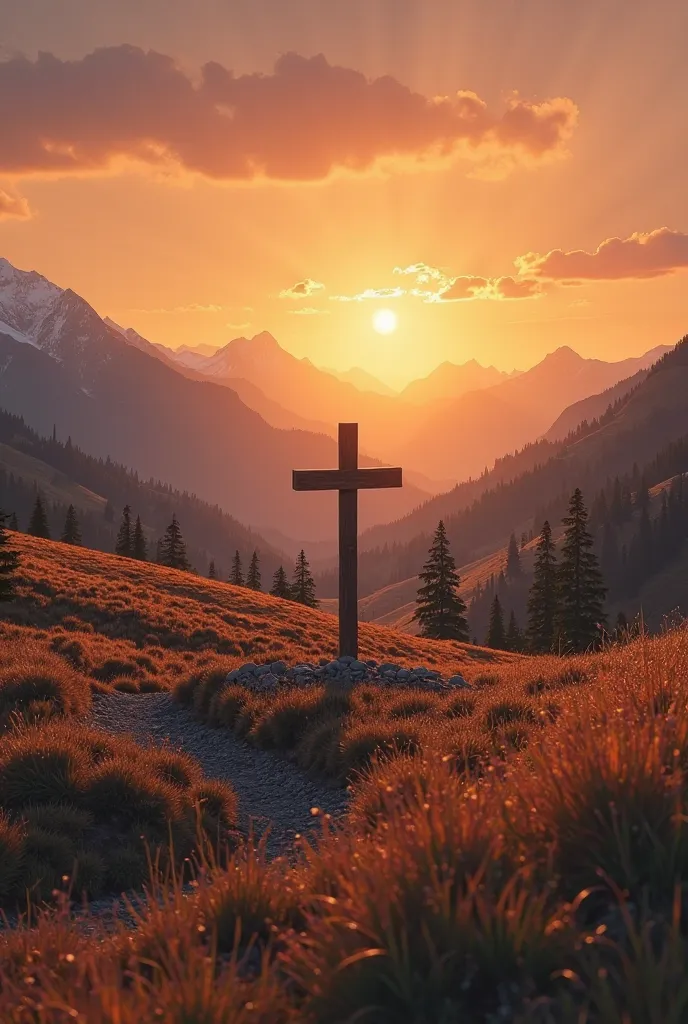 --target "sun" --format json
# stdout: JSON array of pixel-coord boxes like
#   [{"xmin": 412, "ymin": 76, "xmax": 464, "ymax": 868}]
[{"xmin": 372, "ymin": 308, "xmax": 398, "ymax": 335}]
